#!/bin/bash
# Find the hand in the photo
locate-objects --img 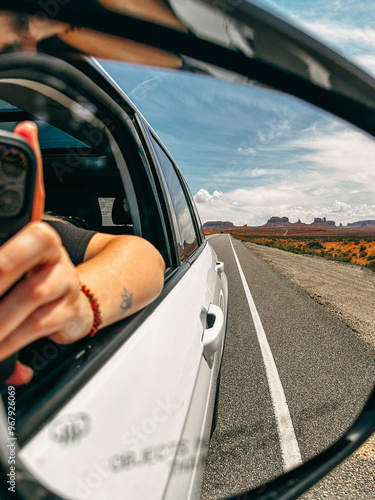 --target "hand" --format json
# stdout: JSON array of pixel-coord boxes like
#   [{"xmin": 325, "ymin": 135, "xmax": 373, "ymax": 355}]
[
  {"xmin": 0, "ymin": 221, "xmax": 94, "ymax": 360},
  {"xmin": 1, "ymin": 122, "xmax": 92, "ymax": 386}
]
